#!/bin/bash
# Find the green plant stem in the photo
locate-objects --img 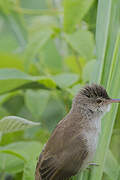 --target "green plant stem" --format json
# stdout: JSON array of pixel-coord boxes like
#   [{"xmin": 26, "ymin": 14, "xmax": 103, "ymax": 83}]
[
  {"xmin": 96, "ymin": 0, "xmax": 112, "ymax": 84},
  {"xmin": 78, "ymin": 172, "xmax": 83, "ymax": 180},
  {"xmin": 90, "ymin": 34, "xmax": 120, "ymax": 180},
  {"xmin": 106, "ymin": 30, "xmax": 120, "ymax": 90}
]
